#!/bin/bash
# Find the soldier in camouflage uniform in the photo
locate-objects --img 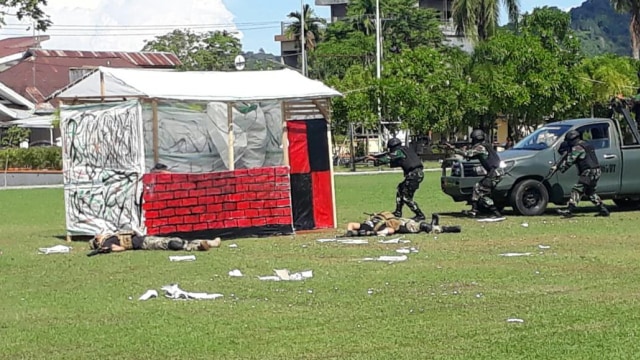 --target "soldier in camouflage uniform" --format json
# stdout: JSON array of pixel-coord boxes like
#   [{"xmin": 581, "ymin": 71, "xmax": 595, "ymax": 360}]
[
  {"xmin": 90, "ymin": 231, "xmax": 221, "ymax": 253},
  {"xmin": 368, "ymin": 138, "xmax": 426, "ymax": 220},
  {"xmin": 551, "ymin": 130, "xmax": 610, "ymax": 217},
  {"xmin": 344, "ymin": 212, "xmax": 461, "ymax": 237},
  {"xmin": 447, "ymin": 129, "xmax": 503, "ymax": 218}
]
